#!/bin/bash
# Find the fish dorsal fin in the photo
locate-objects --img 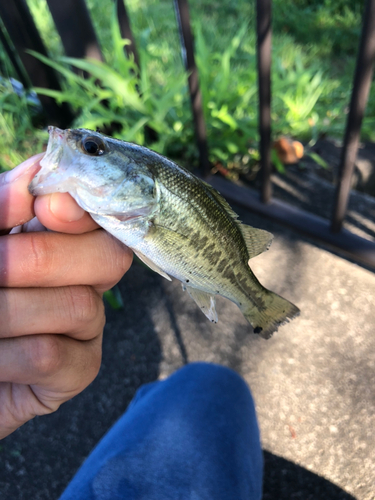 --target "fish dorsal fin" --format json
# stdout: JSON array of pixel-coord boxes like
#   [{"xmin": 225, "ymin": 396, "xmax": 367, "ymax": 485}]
[
  {"xmin": 240, "ymin": 225, "xmax": 274, "ymax": 260},
  {"xmin": 202, "ymin": 181, "xmax": 273, "ymax": 259},
  {"xmin": 200, "ymin": 180, "xmax": 273, "ymax": 259},
  {"xmin": 200, "ymin": 180, "xmax": 240, "ymax": 221},
  {"xmin": 184, "ymin": 285, "xmax": 218, "ymax": 323},
  {"xmin": 134, "ymin": 250, "xmax": 172, "ymax": 281}
]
